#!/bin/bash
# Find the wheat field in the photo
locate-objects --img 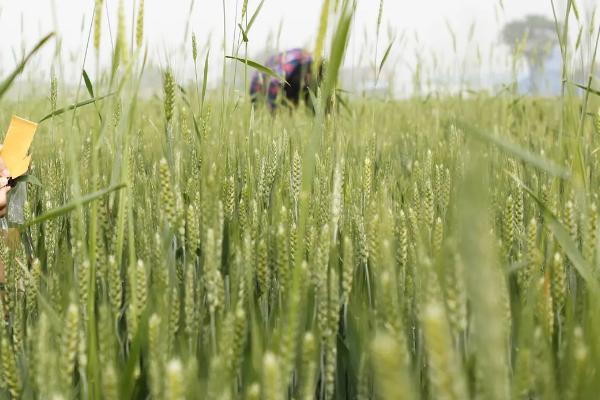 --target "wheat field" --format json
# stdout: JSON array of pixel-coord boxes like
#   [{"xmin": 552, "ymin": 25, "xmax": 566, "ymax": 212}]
[{"xmin": 0, "ymin": 0, "xmax": 600, "ymax": 399}]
